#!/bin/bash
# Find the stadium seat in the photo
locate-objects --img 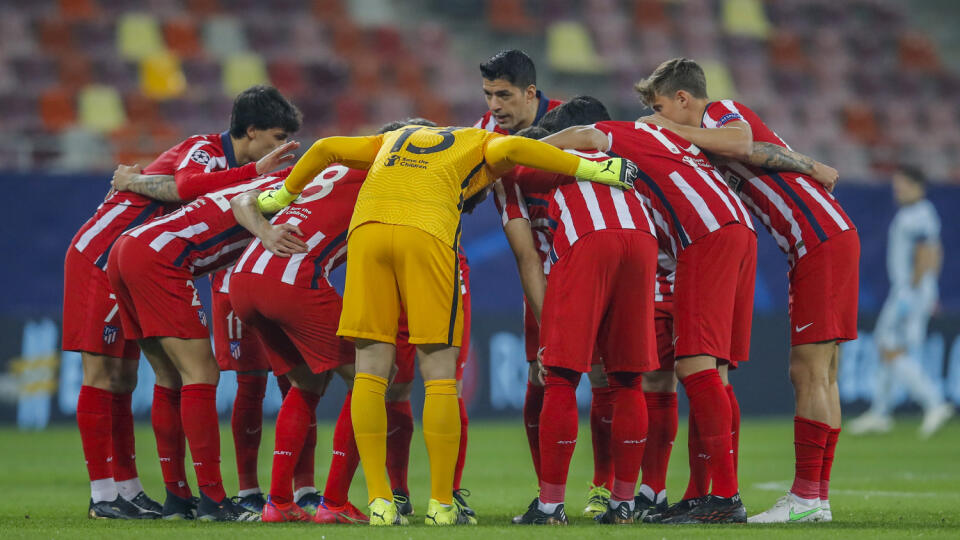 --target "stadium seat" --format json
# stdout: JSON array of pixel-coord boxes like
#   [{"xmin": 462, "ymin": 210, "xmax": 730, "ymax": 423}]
[
  {"xmin": 182, "ymin": 58, "xmax": 223, "ymax": 96},
  {"xmin": 140, "ymin": 52, "xmax": 187, "ymax": 100},
  {"xmin": 57, "ymin": 53, "xmax": 93, "ymax": 92},
  {"xmin": 186, "ymin": 0, "xmax": 221, "ymax": 17},
  {"xmin": 700, "ymin": 59, "xmax": 737, "ymax": 101},
  {"xmin": 163, "ymin": 18, "xmax": 203, "ymax": 59},
  {"xmin": 546, "ymin": 22, "xmax": 606, "ymax": 74},
  {"xmin": 116, "ymin": 13, "xmax": 165, "ymax": 60},
  {"xmin": 78, "ymin": 84, "xmax": 127, "ymax": 133},
  {"xmin": 58, "ymin": 0, "xmax": 99, "ymax": 21},
  {"xmin": 222, "ymin": 52, "xmax": 269, "ymax": 96},
  {"xmin": 721, "ymin": 0, "xmax": 771, "ymax": 39},
  {"xmin": 487, "ymin": 0, "xmax": 537, "ymax": 34},
  {"xmin": 633, "ymin": 0, "xmax": 669, "ymax": 29},
  {"xmin": 39, "ymin": 88, "xmax": 76, "ymax": 133},
  {"xmin": 37, "ymin": 19, "xmax": 73, "ymax": 55},
  {"xmin": 203, "ymin": 16, "xmax": 249, "ymax": 59}
]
